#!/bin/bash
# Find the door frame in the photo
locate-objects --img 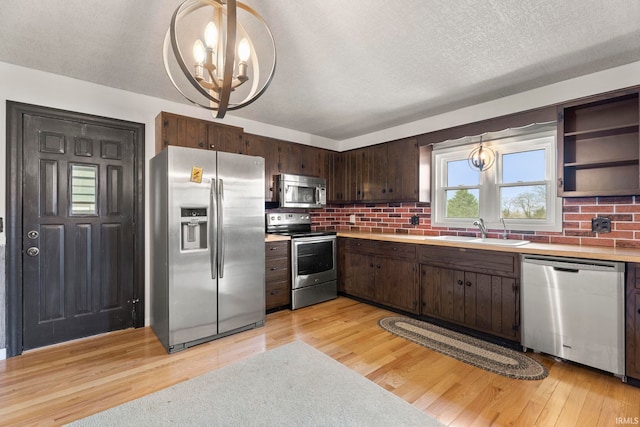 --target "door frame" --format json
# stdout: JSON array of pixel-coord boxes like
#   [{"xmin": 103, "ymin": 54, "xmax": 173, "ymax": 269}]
[{"xmin": 5, "ymin": 101, "xmax": 146, "ymax": 357}]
